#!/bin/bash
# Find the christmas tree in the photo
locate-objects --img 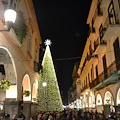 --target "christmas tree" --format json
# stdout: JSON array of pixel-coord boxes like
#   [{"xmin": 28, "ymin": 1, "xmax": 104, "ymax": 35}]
[{"xmin": 37, "ymin": 40, "xmax": 63, "ymax": 112}]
